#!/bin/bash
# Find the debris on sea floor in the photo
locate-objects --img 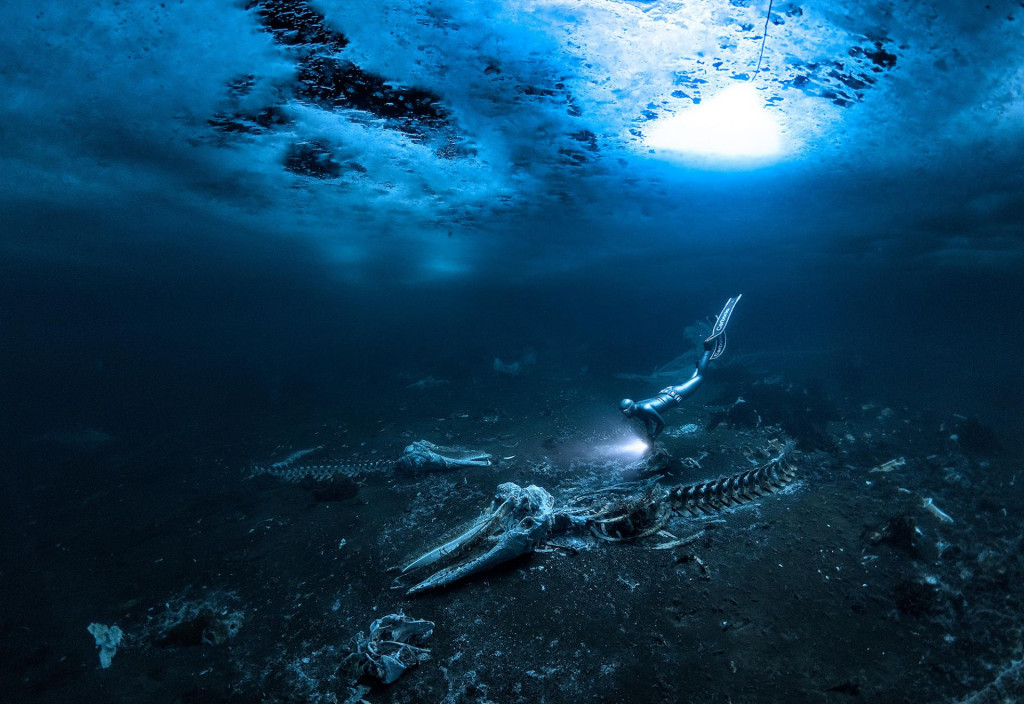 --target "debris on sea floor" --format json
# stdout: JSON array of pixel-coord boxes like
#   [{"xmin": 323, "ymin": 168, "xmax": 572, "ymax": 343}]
[
  {"xmin": 341, "ymin": 613, "xmax": 434, "ymax": 685},
  {"xmin": 407, "ymin": 376, "xmax": 449, "ymax": 390},
  {"xmin": 922, "ymin": 497, "xmax": 954, "ymax": 524},
  {"xmin": 870, "ymin": 457, "xmax": 906, "ymax": 473},
  {"xmin": 86, "ymin": 623, "xmax": 123, "ymax": 669}
]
